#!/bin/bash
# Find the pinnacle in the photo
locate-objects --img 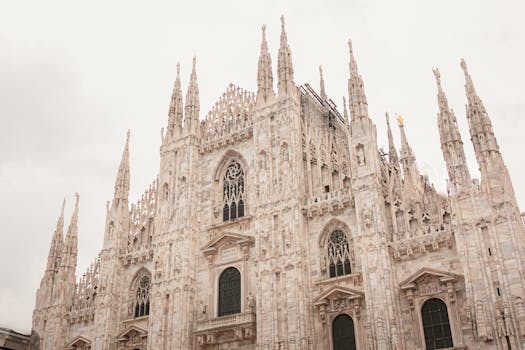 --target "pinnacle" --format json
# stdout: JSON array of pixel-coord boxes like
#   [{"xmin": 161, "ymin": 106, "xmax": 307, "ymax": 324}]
[
  {"xmin": 432, "ymin": 67, "xmax": 442, "ymax": 89},
  {"xmin": 319, "ymin": 65, "xmax": 326, "ymax": 99}
]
